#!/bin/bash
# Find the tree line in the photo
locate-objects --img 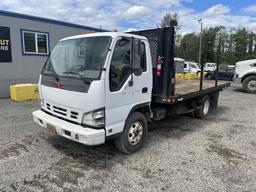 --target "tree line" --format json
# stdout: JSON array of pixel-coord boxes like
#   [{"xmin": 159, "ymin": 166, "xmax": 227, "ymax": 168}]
[{"xmin": 160, "ymin": 13, "xmax": 256, "ymax": 66}]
